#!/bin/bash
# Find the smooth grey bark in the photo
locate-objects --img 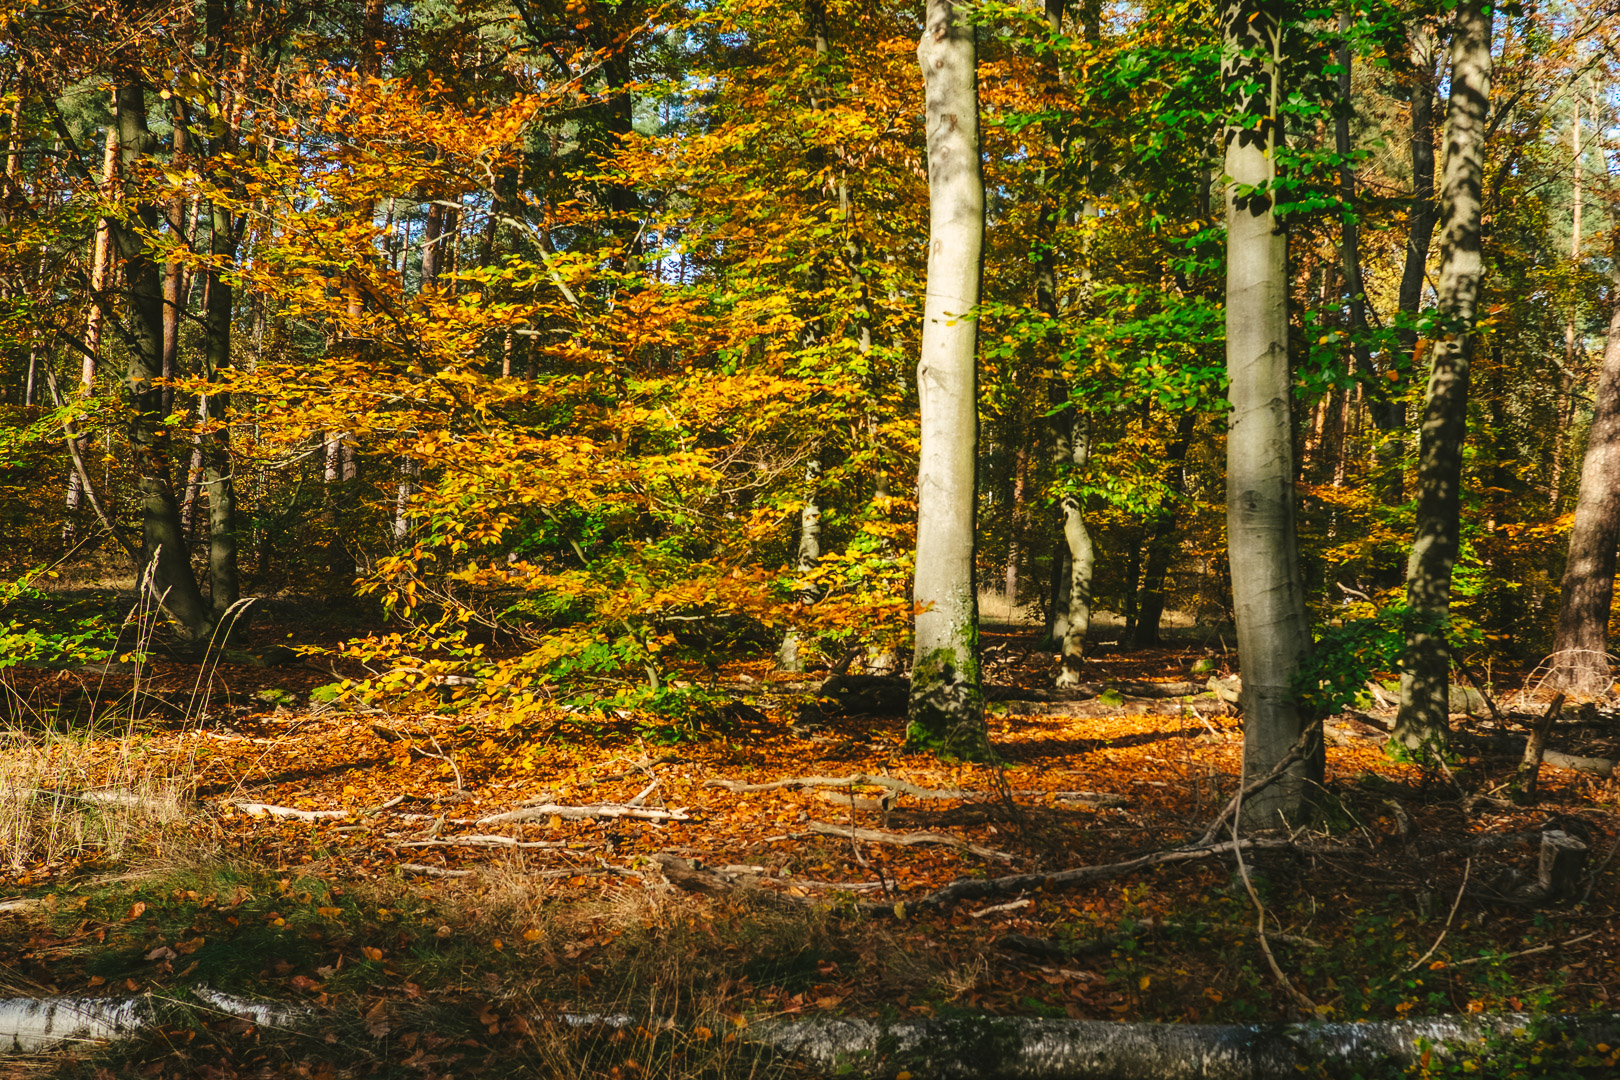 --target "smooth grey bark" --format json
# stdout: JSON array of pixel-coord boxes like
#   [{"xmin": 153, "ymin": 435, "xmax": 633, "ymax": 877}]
[
  {"xmin": 908, "ymin": 0, "xmax": 988, "ymax": 758},
  {"xmin": 111, "ymin": 74, "xmax": 214, "ymax": 647},
  {"xmin": 9, "ymin": 995, "xmax": 1620, "ymax": 1079},
  {"xmin": 1393, "ymin": 0, "xmax": 1491, "ymax": 754},
  {"xmin": 1549, "ymin": 232, "xmax": 1620, "ymax": 694},
  {"xmin": 1055, "ymin": 419, "xmax": 1093, "ymax": 686},
  {"xmin": 1221, "ymin": 0, "xmax": 1315, "ymax": 826}
]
